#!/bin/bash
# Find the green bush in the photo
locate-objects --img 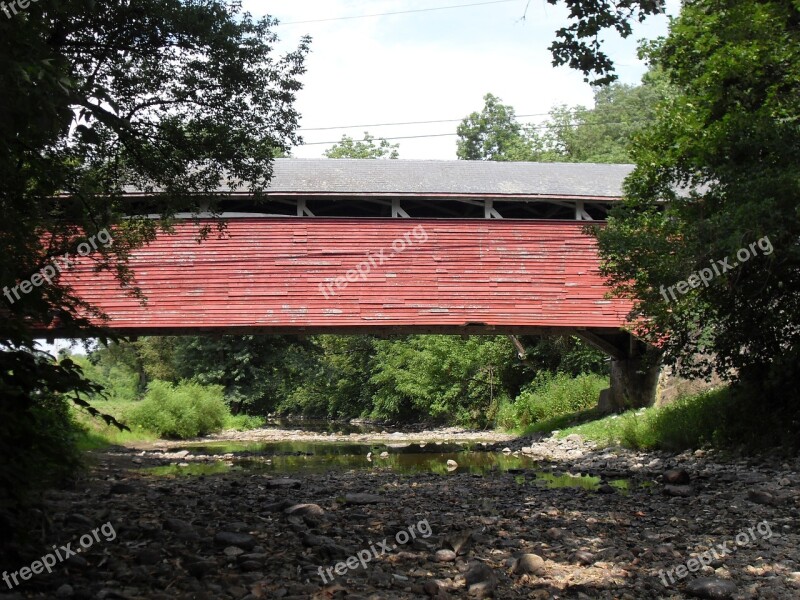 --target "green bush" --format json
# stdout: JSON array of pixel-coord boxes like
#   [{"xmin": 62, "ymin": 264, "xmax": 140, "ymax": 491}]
[
  {"xmin": 224, "ymin": 414, "xmax": 266, "ymax": 430},
  {"xmin": 496, "ymin": 372, "xmax": 608, "ymax": 430},
  {"xmin": 0, "ymin": 392, "xmax": 83, "ymax": 511},
  {"xmin": 129, "ymin": 380, "xmax": 228, "ymax": 439},
  {"xmin": 494, "ymin": 395, "xmax": 519, "ymax": 430}
]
